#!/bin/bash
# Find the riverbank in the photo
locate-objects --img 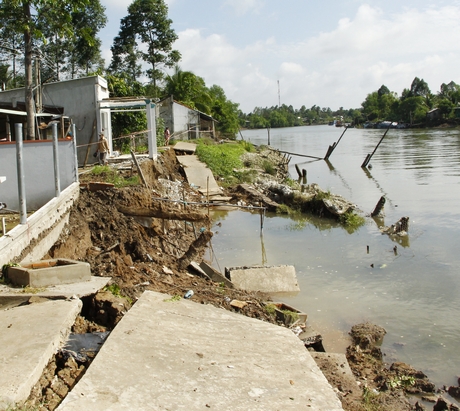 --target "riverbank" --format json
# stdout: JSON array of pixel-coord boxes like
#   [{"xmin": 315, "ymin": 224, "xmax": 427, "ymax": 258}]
[{"xmin": 5, "ymin": 143, "xmax": 459, "ymax": 410}]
